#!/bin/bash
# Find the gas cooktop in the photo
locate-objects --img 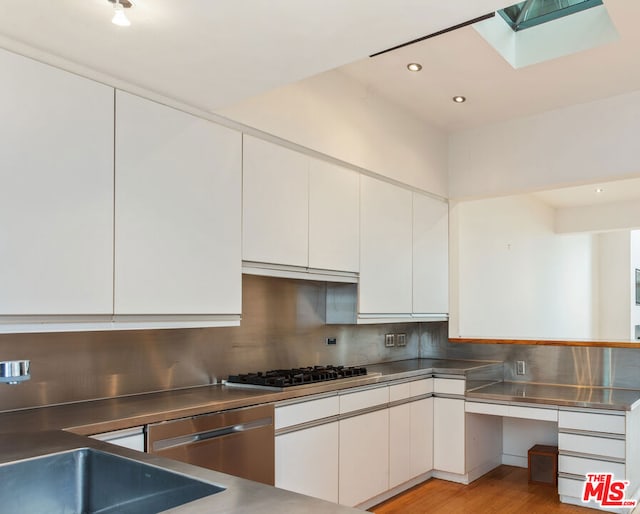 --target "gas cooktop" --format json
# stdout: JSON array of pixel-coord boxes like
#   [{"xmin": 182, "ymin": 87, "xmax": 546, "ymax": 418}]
[{"xmin": 226, "ymin": 365, "xmax": 368, "ymax": 389}]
